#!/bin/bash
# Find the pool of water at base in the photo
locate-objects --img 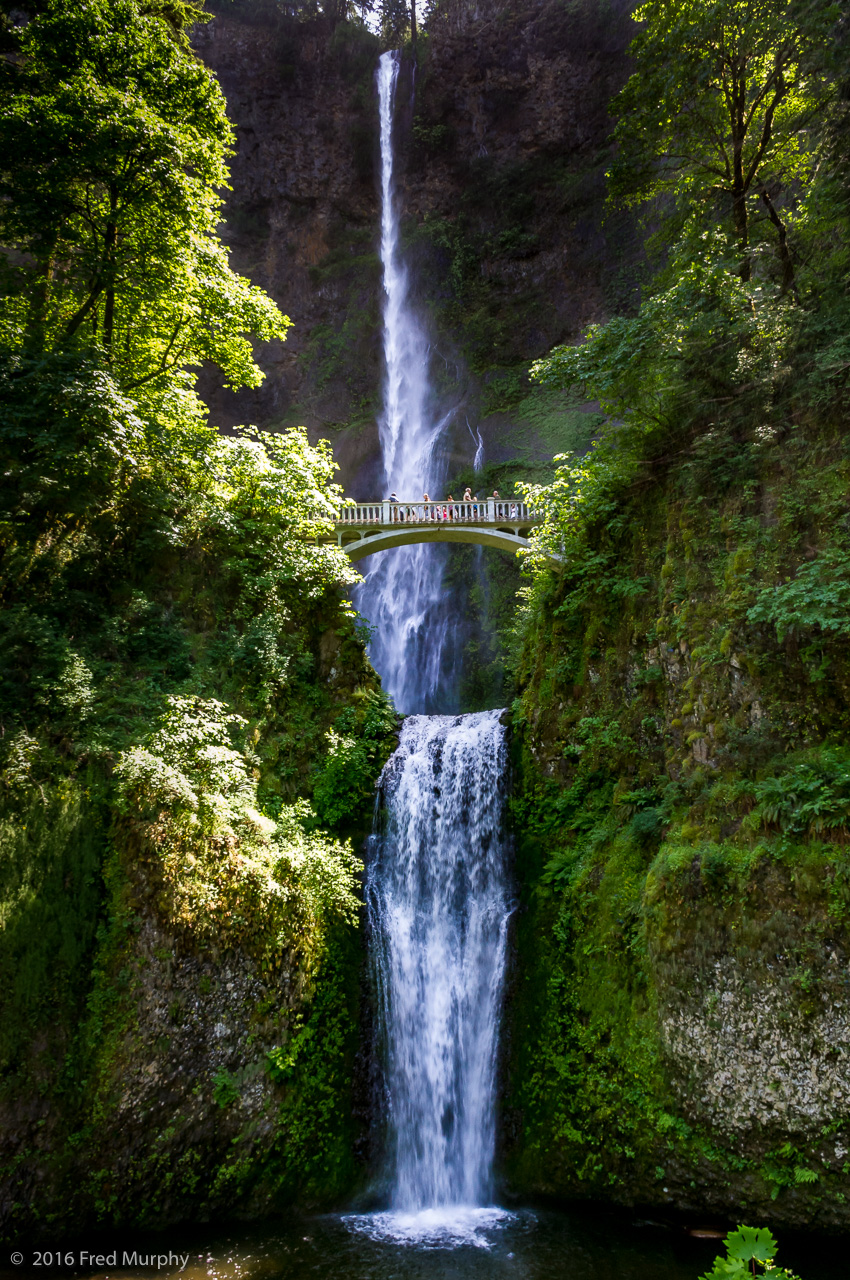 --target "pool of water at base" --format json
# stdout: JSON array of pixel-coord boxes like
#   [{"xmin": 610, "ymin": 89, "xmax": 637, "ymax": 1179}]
[{"xmin": 6, "ymin": 1205, "xmax": 843, "ymax": 1280}]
